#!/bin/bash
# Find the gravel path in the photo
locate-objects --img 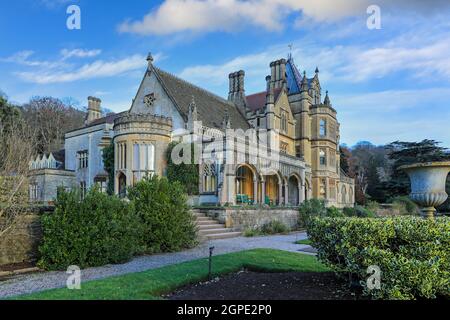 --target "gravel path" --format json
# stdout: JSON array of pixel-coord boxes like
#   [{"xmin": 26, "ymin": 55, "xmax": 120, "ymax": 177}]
[{"xmin": 0, "ymin": 232, "xmax": 310, "ymax": 299}]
